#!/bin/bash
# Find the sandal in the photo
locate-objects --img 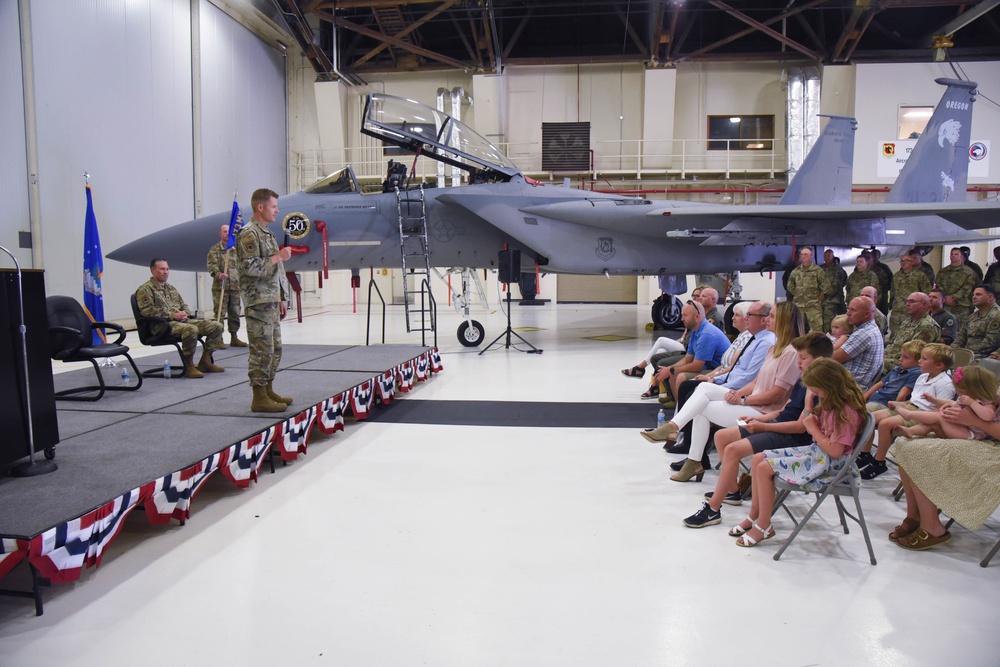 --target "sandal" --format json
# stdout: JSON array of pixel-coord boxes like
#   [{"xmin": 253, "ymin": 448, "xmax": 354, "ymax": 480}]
[
  {"xmin": 896, "ymin": 528, "xmax": 951, "ymax": 551},
  {"xmin": 735, "ymin": 520, "xmax": 775, "ymax": 547},
  {"xmin": 889, "ymin": 517, "xmax": 919, "ymax": 541},
  {"xmin": 640, "ymin": 386, "xmax": 660, "ymax": 400},
  {"xmin": 728, "ymin": 517, "xmax": 773, "ymax": 539},
  {"xmin": 622, "ymin": 365, "xmax": 645, "ymax": 378}
]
